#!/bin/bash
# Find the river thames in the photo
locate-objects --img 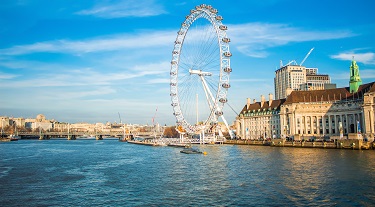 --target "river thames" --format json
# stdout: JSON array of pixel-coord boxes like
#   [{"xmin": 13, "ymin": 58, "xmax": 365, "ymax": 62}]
[{"xmin": 1, "ymin": 140, "xmax": 374, "ymax": 206}]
